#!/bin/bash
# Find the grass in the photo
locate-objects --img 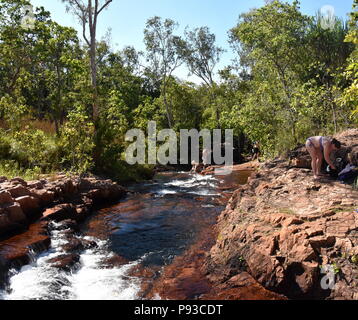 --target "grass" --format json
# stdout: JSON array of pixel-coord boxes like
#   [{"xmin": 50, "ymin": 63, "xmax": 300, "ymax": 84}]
[
  {"xmin": 0, "ymin": 160, "xmax": 43, "ymax": 181},
  {"xmin": 279, "ymin": 207, "xmax": 296, "ymax": 215}
]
